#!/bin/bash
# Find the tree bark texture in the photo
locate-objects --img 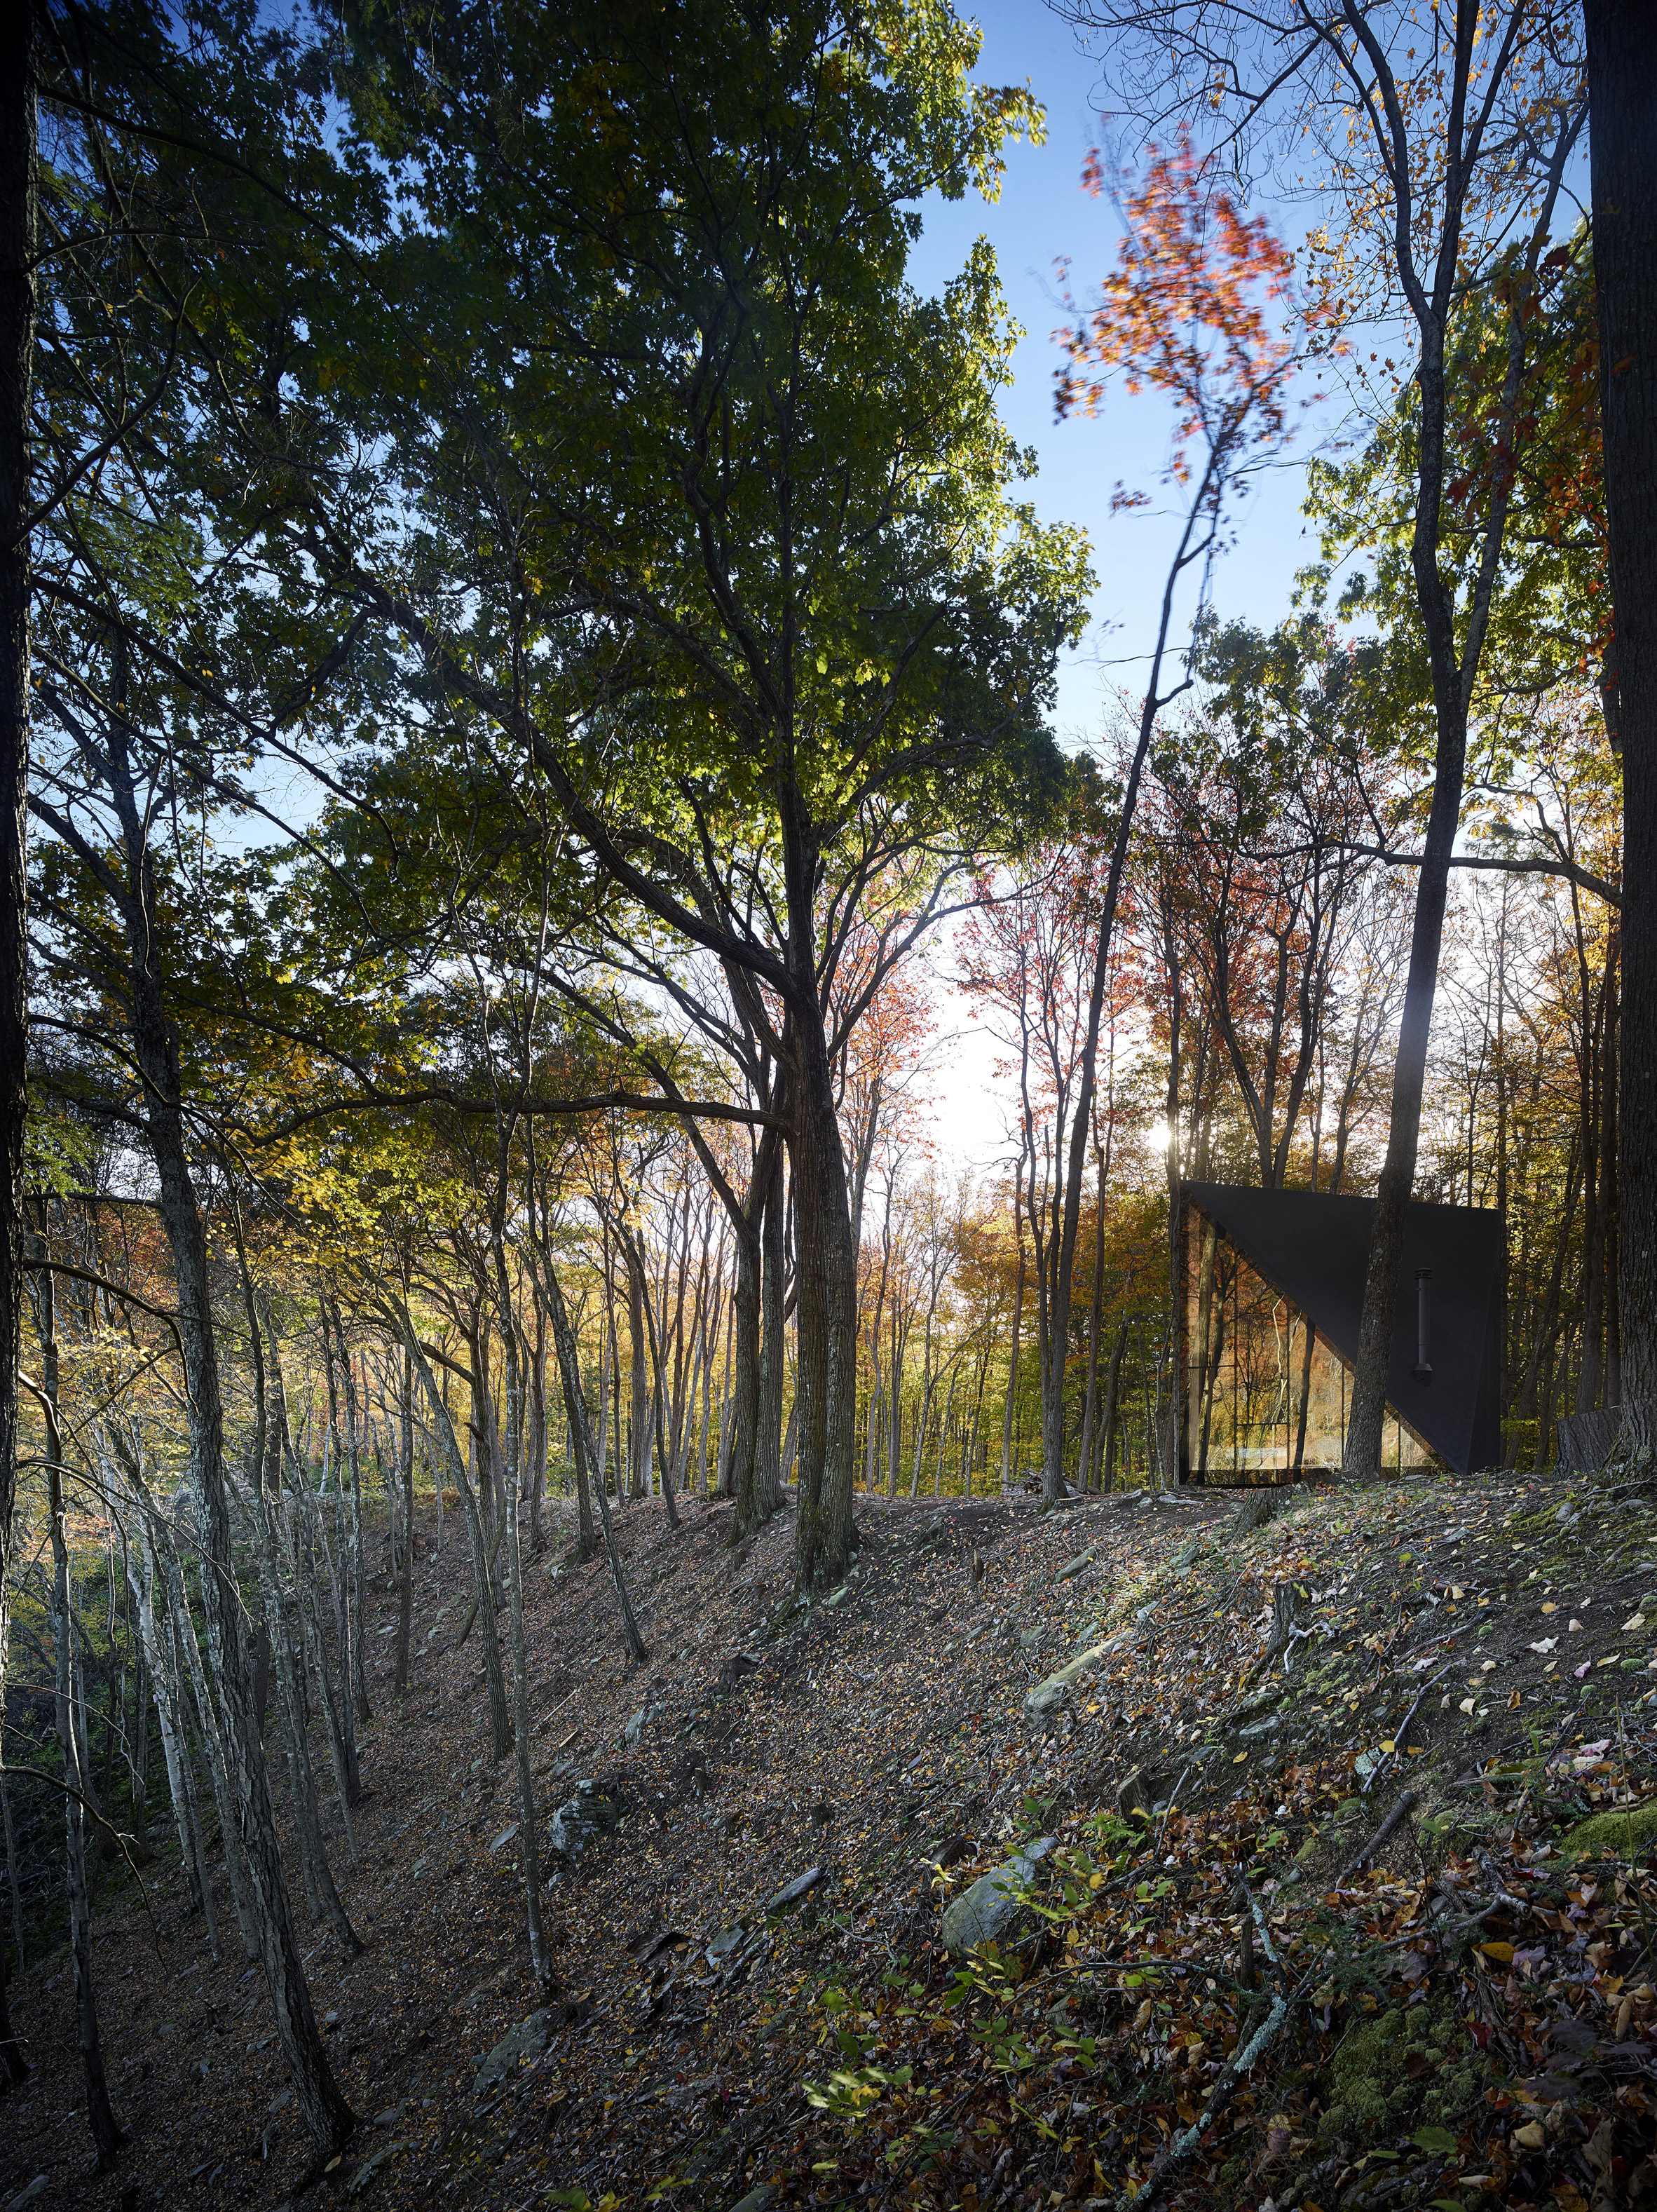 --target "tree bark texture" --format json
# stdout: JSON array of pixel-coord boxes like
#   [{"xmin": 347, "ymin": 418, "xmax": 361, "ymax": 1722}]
[
  {"xmin": 545, "ymin": 1268, "xmax": 648, "ymax": 1661},
  {"xmin": 110, "ymin": 740, "xmax": 355, "ymax": 2155},
  {"xmin": 402, "ymin": 1328, "xmax": 513, "ymax": 1756},
  {"xmin": 395, "ymin": 1348, "xmax": 414, "ymax": 1693},
  {"xmin": 1587, "ymin": 0, "xmax": 1657, "ymax": 1400},
  {"xmin": 38, "ymin": 1265, "xmax": 123, "ymax": 2160},
  {"xmin": 0, "ymin": 4, "xmax": 36, "ymax": 2025}
]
